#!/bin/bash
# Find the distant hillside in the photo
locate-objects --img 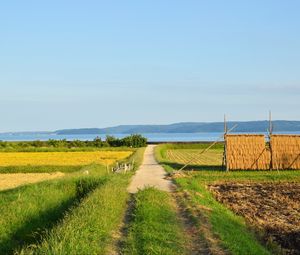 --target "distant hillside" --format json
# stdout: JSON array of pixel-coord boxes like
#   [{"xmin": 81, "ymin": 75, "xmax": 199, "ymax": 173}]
[{"xmin": 55, "ymin": 121, "xmax": 300, "ymax": 135}]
